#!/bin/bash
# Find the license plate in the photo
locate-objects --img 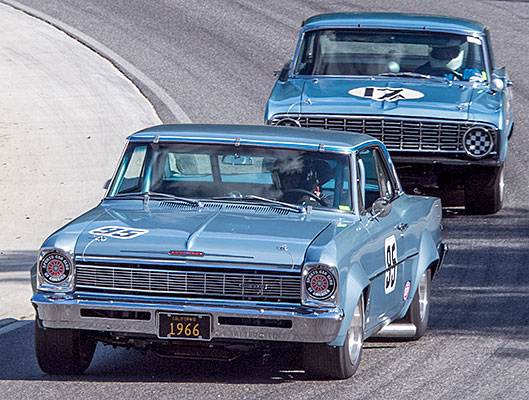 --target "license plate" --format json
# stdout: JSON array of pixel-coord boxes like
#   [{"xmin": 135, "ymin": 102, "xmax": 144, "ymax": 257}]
[{"xmin": 158, "ymin": 313, "xmax": 211, "ymax": 340}]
